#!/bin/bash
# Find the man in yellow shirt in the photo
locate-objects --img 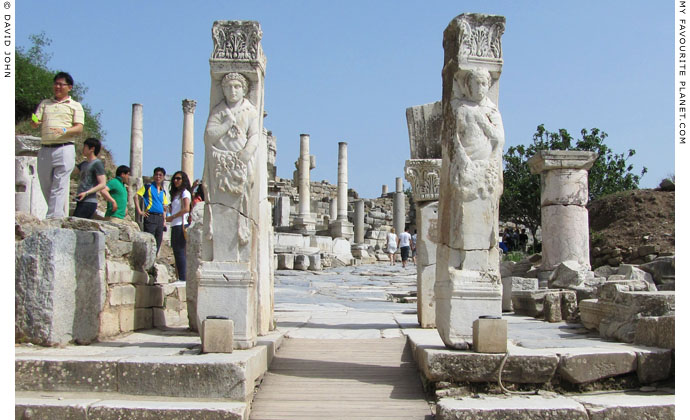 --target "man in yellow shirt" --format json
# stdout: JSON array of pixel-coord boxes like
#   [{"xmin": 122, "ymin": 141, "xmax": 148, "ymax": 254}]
[{"xmin": 32, "ymin": 72, "xmax": 85, "ymax": 218}]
